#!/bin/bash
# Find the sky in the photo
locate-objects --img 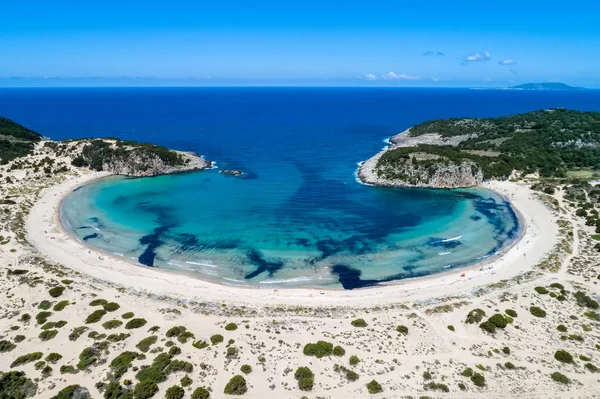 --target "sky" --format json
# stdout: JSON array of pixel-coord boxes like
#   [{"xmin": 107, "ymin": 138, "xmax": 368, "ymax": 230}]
[{"xmin": 1, "ymin": 1, "xmax": 600, "ymax": 87}]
